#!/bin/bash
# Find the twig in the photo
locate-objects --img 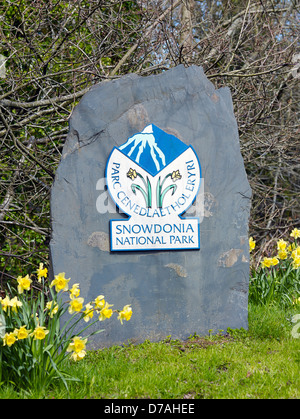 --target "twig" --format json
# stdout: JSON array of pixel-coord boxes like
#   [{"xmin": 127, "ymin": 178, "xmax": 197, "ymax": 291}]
[
  {"xmin": 207, "ymin": 64, "xmax": 289, "ymax": 78},
  {"xmin": 0, "ymin": 87, "xmax": 90, "ymax": 110}
]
